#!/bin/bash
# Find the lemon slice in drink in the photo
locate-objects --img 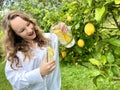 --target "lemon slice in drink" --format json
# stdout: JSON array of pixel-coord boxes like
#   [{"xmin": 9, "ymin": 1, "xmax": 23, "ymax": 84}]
[
  {"xmin": 52, "ymin": 30, "xmax": 72, "ymax": 45},
  {"xmin": 47, "ymin": 46, "xmax": 54, "ymax": 62},
  {"xmin": 64, "ymin": 32, "xmax": 72, "ymax": 43}
]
